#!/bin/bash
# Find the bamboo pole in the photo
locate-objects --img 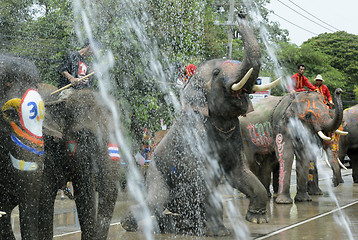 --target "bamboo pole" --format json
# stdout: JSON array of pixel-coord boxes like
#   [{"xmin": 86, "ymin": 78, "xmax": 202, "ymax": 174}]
[{"xmin": 51, "ymin": 72, "xmax": 95, "ymax": 95}]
